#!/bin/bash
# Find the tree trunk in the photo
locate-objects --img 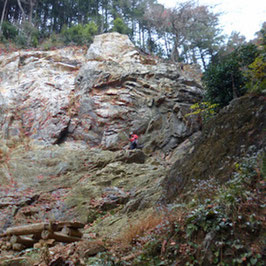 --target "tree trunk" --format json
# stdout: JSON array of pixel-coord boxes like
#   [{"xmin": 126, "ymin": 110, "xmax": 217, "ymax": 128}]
[
  {"xmin": 41, "ymin": 230, "xmax": 82, "ymax": 243},
  {"xmin": 138, "ymin": 23, "xmax": 141, "ymax": 47},
  {"xmin": 199, "ymin": 49, "xmax": 207, "ymax": 70},
  {"xmin": 61, "ymin": 226, "xmax": 83, "ymax": 238},
  {"xmin": 5, "ymin": 223, "xmax": 47, "ymax": 236},
  {"xmin": 142, "ymin": 28, "xmax": 145, "ymax": 50},
  {"xmin": 105, "ymin": 1, "xmax": 108, "ymax": 32},
  {"xmin": 192, "ymin": 48, "xmax": 197, "ymax": 64},
  {"xmin": 28, "ymin": 0, "xmax": 35, "ymax": 24},
  {"xmin": 4, "ymin": 221, "xmax": 84, "ymax": 236},
  {"xmin": 164, "ymin": 34, "xmax": 170, "ymax": 58},
  {"xmin": 147, "ymin": 29, "xmax": 152, "ymax": 53},
  {"xmin": 231, "ymin": 73, "xmax": 238, "ymax": 98},
  {"xmin": 17, "ymin": 0, "xmax": 26, "ymax": 21},
  {"xmin": 171, "ymin": 39, "xmax": 179, "ymax": 62},
  {"xmin": 0, "ymin": 0, "xmax": 8, "ymax": 32},
  {"xmin": 10, "ymin": 235, "xmax": 36, "ymax": 247}
]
